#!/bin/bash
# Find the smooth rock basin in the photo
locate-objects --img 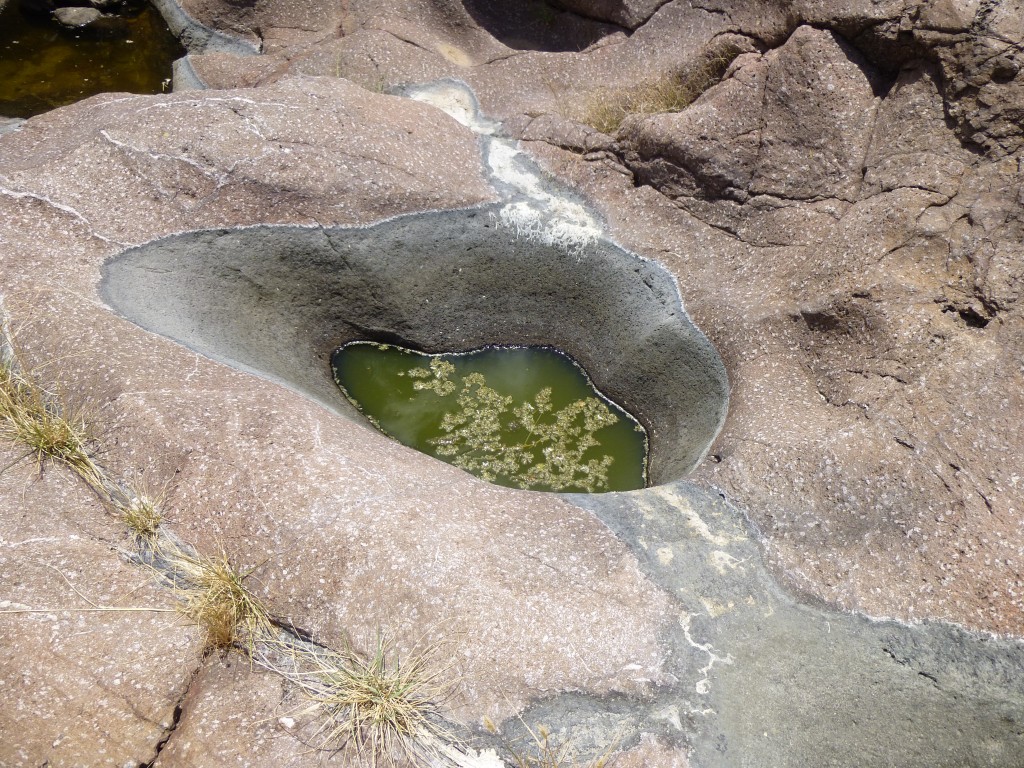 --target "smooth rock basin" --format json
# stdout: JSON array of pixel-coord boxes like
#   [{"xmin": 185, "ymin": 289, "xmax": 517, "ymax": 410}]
[{"xmin": 101, "ymin": 205, "xmax": 729, "ymax": 487}]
